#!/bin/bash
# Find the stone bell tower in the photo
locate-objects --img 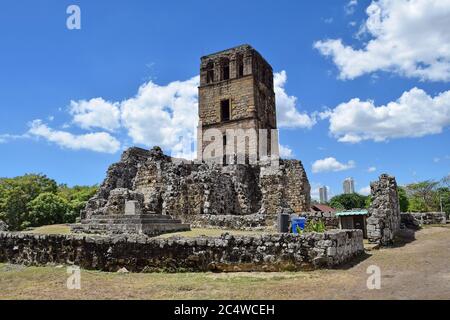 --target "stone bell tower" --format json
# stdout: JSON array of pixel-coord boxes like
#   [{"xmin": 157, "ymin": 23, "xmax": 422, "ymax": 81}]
[{"xmin": 197, "ymin": 44, "xmax": 278, "ymax": 163}]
